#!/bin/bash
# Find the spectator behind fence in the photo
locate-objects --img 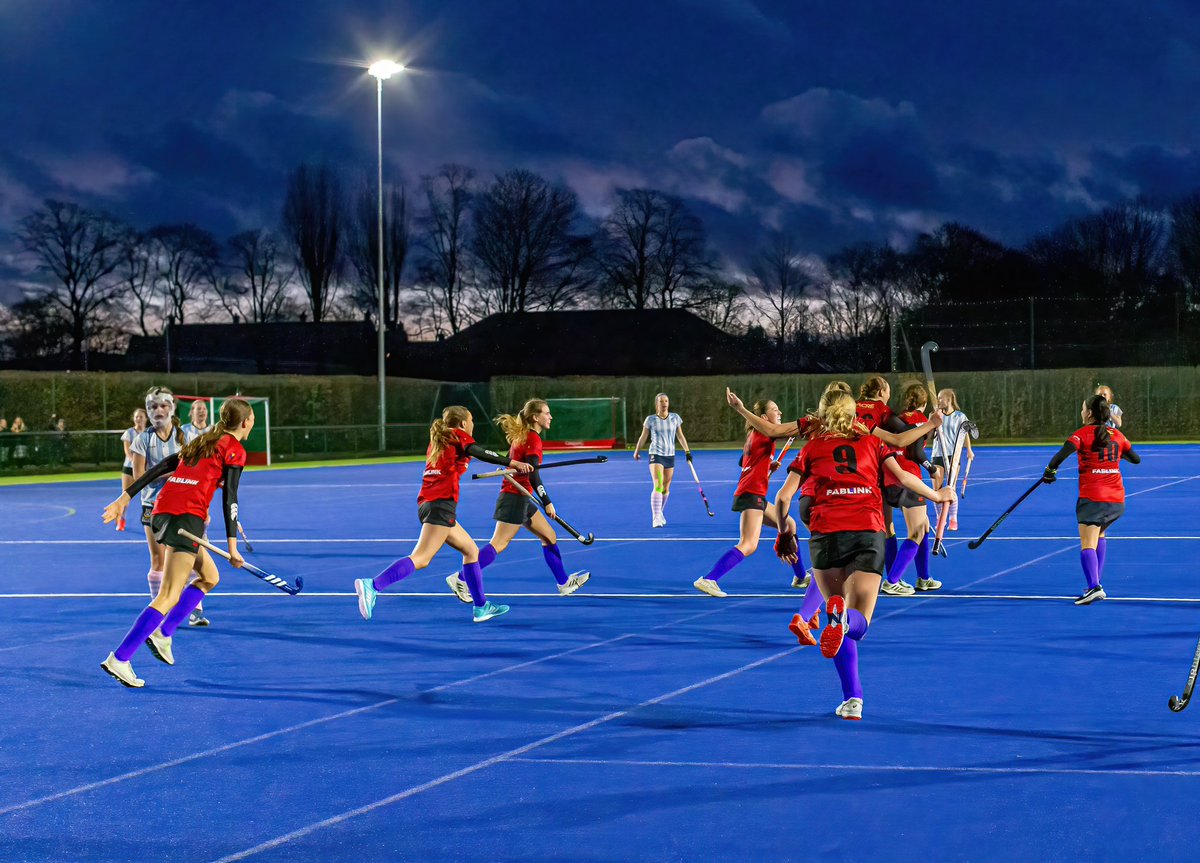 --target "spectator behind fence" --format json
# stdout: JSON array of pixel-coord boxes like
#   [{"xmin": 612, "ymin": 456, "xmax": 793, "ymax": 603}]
[
  {"xmin": 48, "ymin": 413, "xmax": 59, "ymax": 431},
  {"xmin": 0, "ymin": 416, "xmax": 8, "ymax": 465},
  {"xmin": 53, "ymin": 416, "xmax": 69, "ymax": 465},
  {"xmin": 1095, "ymin": 385, "xmax": 1123, "ymax": 429},
  {"xmin": 10, "ymin": 416, "xmax": 28, "ymax": 466}
]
